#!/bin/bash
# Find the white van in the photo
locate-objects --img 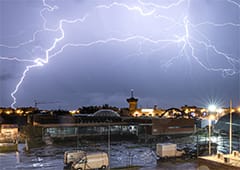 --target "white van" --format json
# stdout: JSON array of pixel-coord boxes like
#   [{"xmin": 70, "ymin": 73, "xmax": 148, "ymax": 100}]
[
  {"xmin": 64, "ymin": 150, "xmax": 86, "ymax": 166},
  {"xmin": 72, "ymin": 152, "xmax": 109, "ymax": 170}
]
